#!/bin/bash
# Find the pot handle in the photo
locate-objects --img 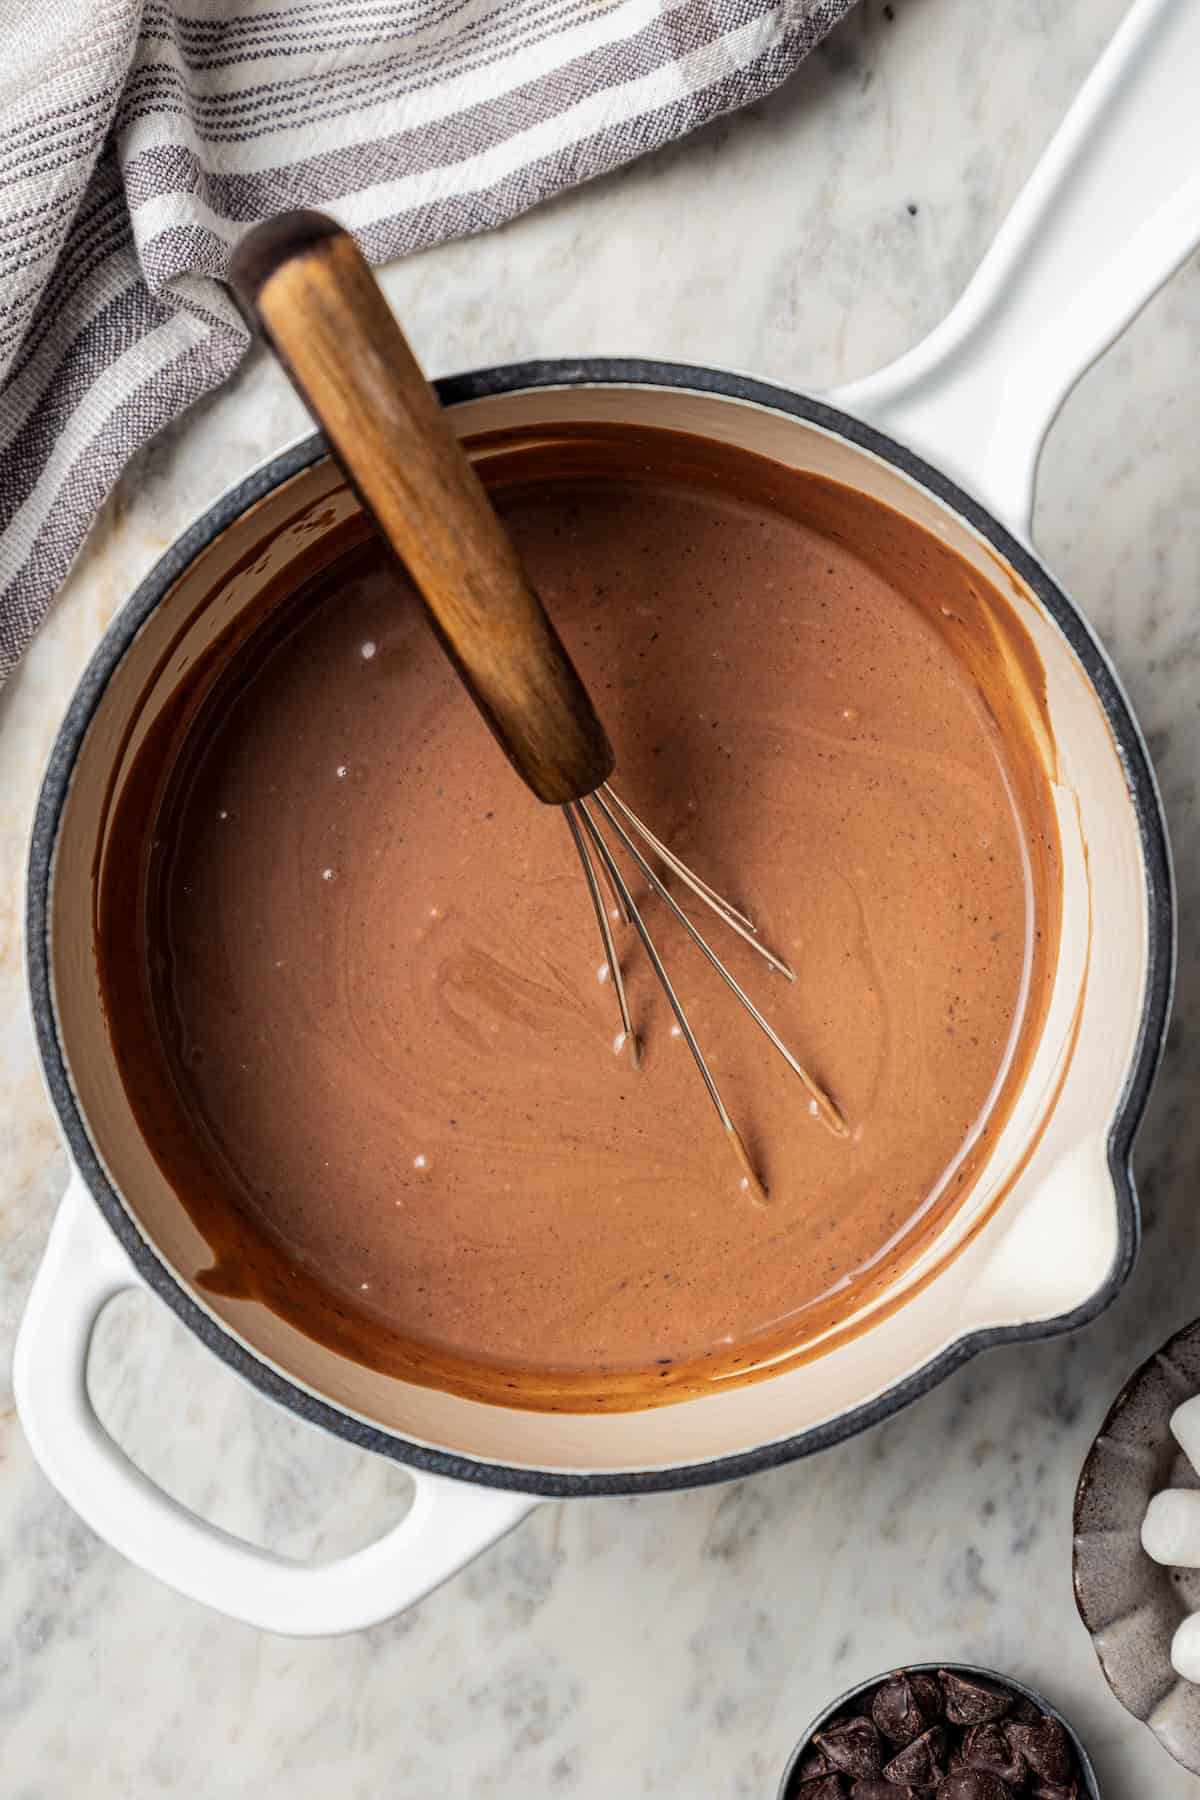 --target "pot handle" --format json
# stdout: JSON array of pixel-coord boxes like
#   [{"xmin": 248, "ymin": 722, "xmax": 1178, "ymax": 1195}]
[
  {"xmin": 833, "ymin": 0, "xmax": 1200, "ymax": 539},
  {"xmin": 14, "ymin": 1176, "xmax": 537, "ymax": 1636}
]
